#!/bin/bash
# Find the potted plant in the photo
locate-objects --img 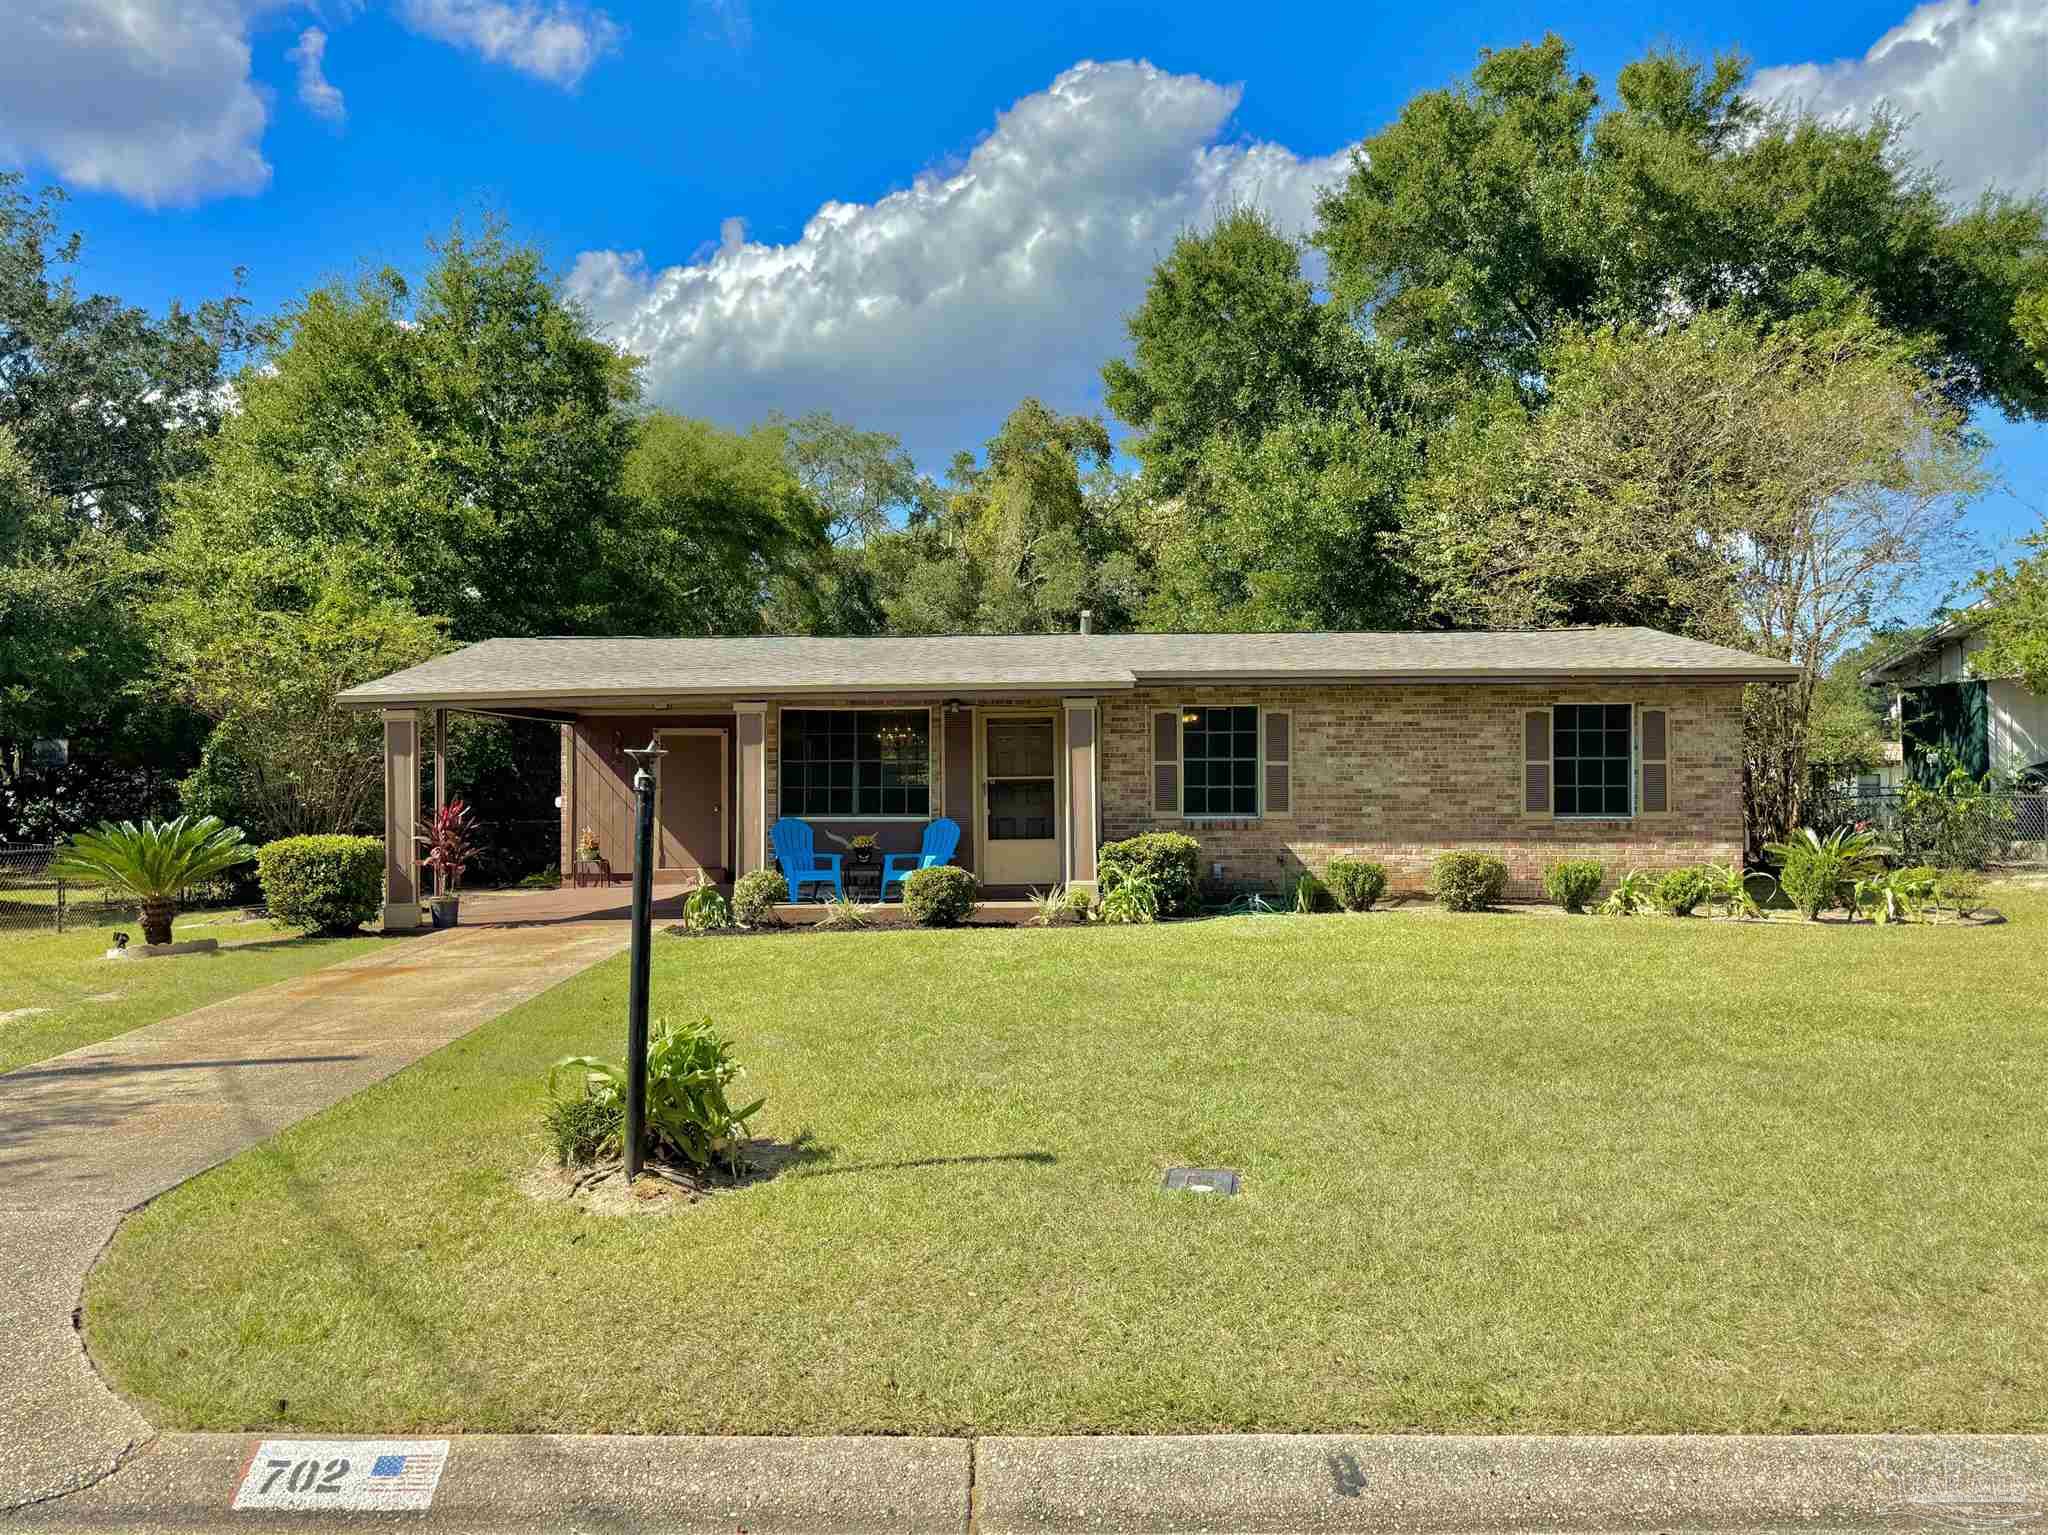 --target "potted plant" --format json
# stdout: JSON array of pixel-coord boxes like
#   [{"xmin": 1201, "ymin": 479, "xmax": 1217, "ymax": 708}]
[
  {"xmin": 417, "ymin": 799, "xmax": 481, "ymax": 926},
  {"xmin": 576, "ymin": 825, "xmax": 601, "ymax": 865},
  {"xmin": 847, "ymin": 833, "xmax": 878, "ymax": 867}
]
